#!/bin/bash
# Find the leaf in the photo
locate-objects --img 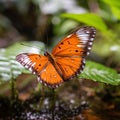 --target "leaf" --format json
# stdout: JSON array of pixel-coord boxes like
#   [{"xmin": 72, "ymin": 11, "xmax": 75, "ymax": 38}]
[
  {"xmin": 61, "ymin": 13, "xmax": 107, "ymax": 31},
  {"xmin": 79, "ymin": 61, "xmax": 120, "ymax": 85},
  {"xmin": 0, "ymin": 41, "xmax": 45, "ymax": 81},
  {"xmin": 5, "ymin": 41, "xmax": 45, "ymax": 56},
  {"xmin": 102, "ymin": 0, "xmax": 120, "ymax": 19},
  {"xmin": 0, "ymin": 55, "xmax": 24, "ymax": 81},
  {"xmin": 102, "ymin": 0, "xmax": 120, "ymax": 8}
]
